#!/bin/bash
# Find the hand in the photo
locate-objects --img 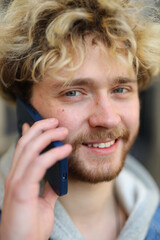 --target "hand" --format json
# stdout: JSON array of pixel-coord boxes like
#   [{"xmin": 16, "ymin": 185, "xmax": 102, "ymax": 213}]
[{"xmin": 0, "ymin": 118, "xmax": 72, "ymax": 240}]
